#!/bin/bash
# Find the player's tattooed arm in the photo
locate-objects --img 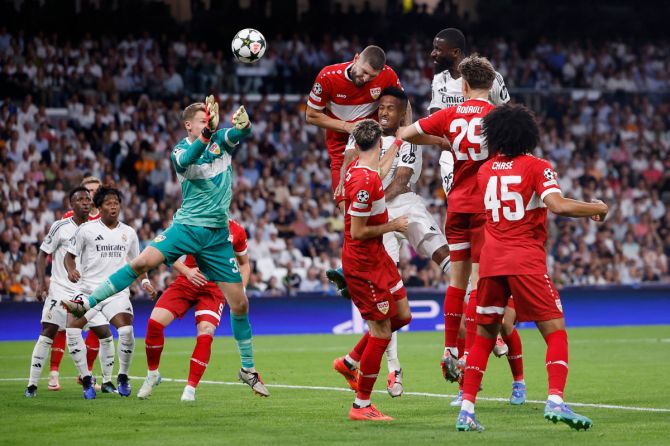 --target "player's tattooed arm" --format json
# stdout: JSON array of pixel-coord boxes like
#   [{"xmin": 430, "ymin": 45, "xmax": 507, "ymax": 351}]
[
  {"xmin": 64, "ymin": 252, "xmax": 80, "ymax": 283},
  {"xmin": 35, "ymin": 249, "xmax": 49, "ymax": 302},
  {"xmin": 385, "ymin": 167, "xmax": 413, "ymax": 201}
]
